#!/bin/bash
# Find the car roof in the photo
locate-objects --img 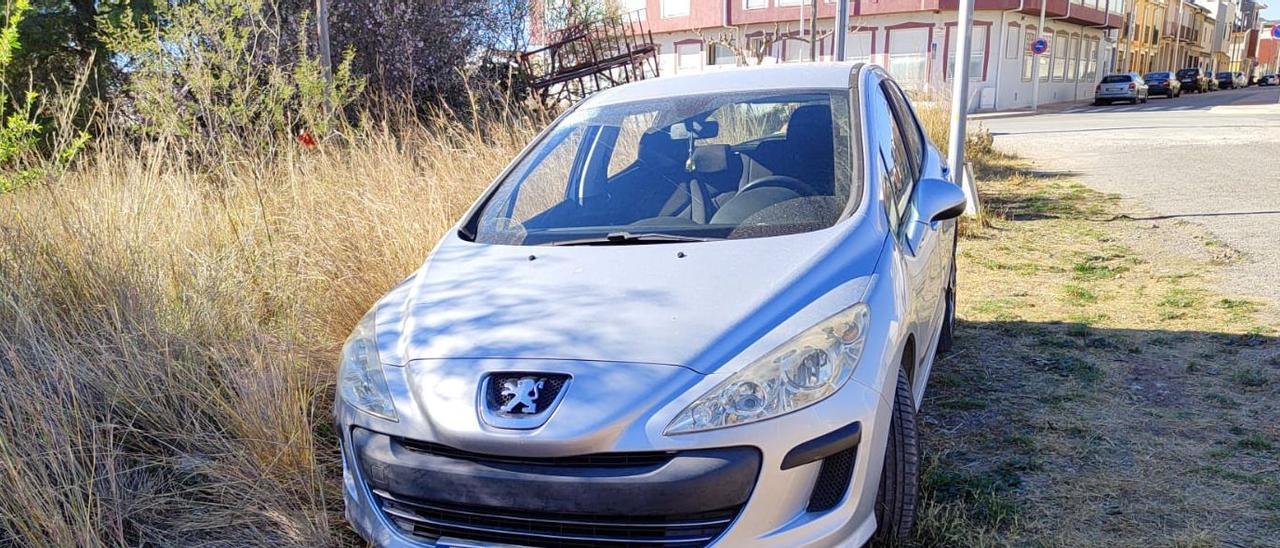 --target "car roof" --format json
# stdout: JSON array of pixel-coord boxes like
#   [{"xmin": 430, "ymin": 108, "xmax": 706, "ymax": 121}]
[{"xmin": 583, "ymin": 63, "xmax": 859, "ymax": 108}]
